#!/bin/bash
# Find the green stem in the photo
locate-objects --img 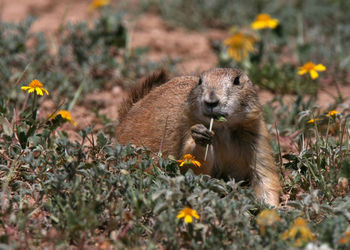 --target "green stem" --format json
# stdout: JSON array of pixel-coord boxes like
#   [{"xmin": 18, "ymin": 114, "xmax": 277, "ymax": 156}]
[{"xmin": 32, "ymin": 94, "xmax": 38, "ymax": 122}]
